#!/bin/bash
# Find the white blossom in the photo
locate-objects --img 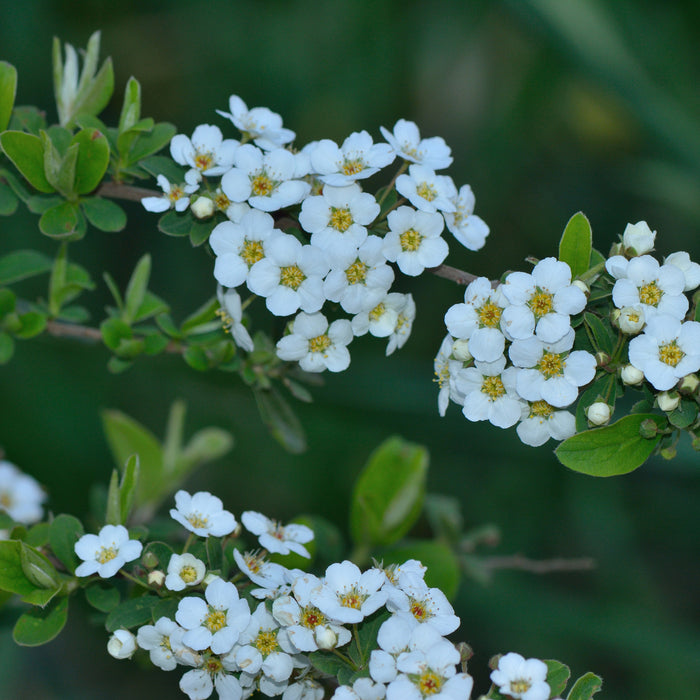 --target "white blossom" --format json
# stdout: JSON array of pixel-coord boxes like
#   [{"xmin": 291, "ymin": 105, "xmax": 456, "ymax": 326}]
[
  {"xmin": 107, "ymin": 629, "xmax": 137, "ymax": 659},
  {"xmin": 490, "ymin": 652, "xmax": 550, "ymax": 700},
  {"xmin": 141, "ymin": 174, "xmax": 198, "ymax": 213},
  {"xmin": 216, "ymin": 286, "xmax": 254, "ymax": 353},
  {"xmin": 0, "ymin": 460, "xmax": 45, "ymax": 525},
  {"xmin": 170, "ymin": 490, "xmax": 238, "ymax": 538},
  {"xmin": 395, "ymin": 164, "xmax": 456, "ymax": 214},
  {"xmin": 443, "ymin": 184, "xmax": 490, "ymax": 251},
  {"xmin": 137, "ymin": 617, "xmax": 182, "ymax": 671},
  {"xmin": 217, "ymin": 94, "xmax": 295, "ymax": 150},
  {"xmin": 622, "ymin": 220, "xmax": 656, "ymax": 255},
  {"xmin": 165, "ymin": 553, "xmax": 207, "ymax": 592},
  {"xmin": 380, "ymin": 119, "xmax": 452, "ymax": 170},
  {"xmin": 241, "ymin": 511, "xmax": 314, "ymax": 558},
  {"xmin": 74, "ymin": 524, "xmax": 143, "ymax": 578},
  {"xmin": 516, "ymin": 400, "xmax": 576, "ymax": 447},
  {"xmin": 170, "ymin": 124, "xmax": 238, "ymax": 181},
  {"xmin": 665, "ymin": 251, "xmax": 700, "ymax": 292}
]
